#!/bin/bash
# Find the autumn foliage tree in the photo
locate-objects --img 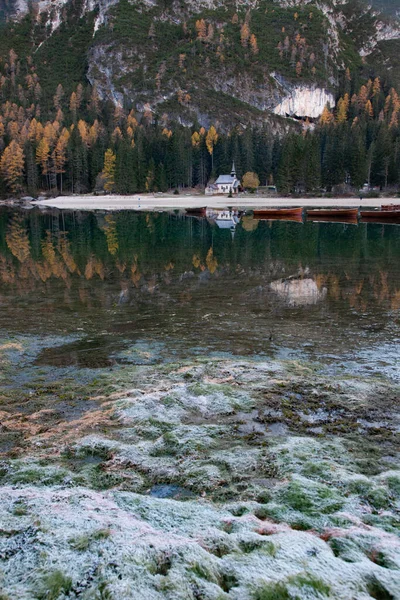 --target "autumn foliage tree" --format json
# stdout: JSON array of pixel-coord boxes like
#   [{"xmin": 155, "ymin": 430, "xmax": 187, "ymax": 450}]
[
  {"xmin": 102, "ymin": 149, "xmax": 116, "ymax": 192},
  {"xmin": 242, "ymin": 171, "xmax": 260, "ymax": 191},
  {"xmin": 0, "ymin": 140, "xmax": 24, "ymax": 193},
  {"xmin": 206, "ymin": 125, "xmax": 218, "ymax": 170}
]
